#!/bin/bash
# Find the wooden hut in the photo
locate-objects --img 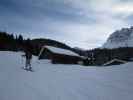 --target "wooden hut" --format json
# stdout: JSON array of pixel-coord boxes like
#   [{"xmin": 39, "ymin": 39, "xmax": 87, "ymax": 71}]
[{"xmin": 38, "ymin": 46, "xmax": 84, "ymax": 64}]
